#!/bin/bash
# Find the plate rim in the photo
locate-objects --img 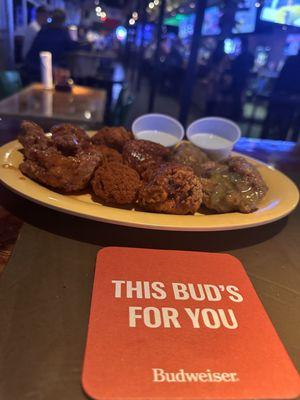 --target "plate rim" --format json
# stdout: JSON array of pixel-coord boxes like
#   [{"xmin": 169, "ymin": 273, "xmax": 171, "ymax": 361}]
[{"xmin": 0, "ymin": 139, "xmax": 299, "ymax": 232}]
